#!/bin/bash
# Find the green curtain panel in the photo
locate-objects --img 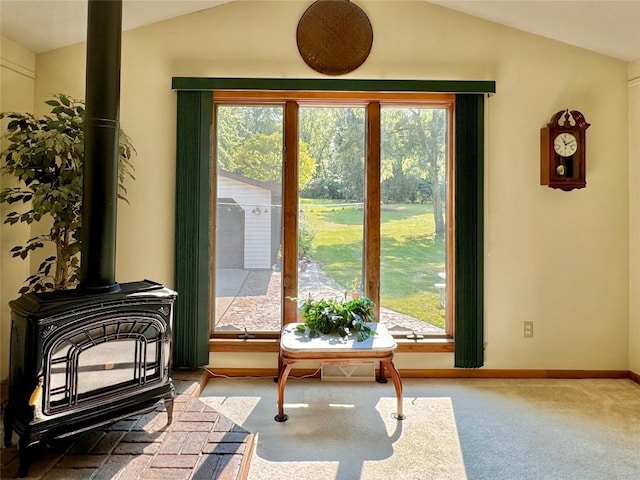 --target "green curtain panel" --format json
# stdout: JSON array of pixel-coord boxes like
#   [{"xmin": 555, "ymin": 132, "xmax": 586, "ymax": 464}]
[
  {"xmin": 173, "ymin": 90, "xmax": 212, "ymax": 368},
  {"xmin": 454, "ymin": 94, "xmax": 485, "ymax": 368}
]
